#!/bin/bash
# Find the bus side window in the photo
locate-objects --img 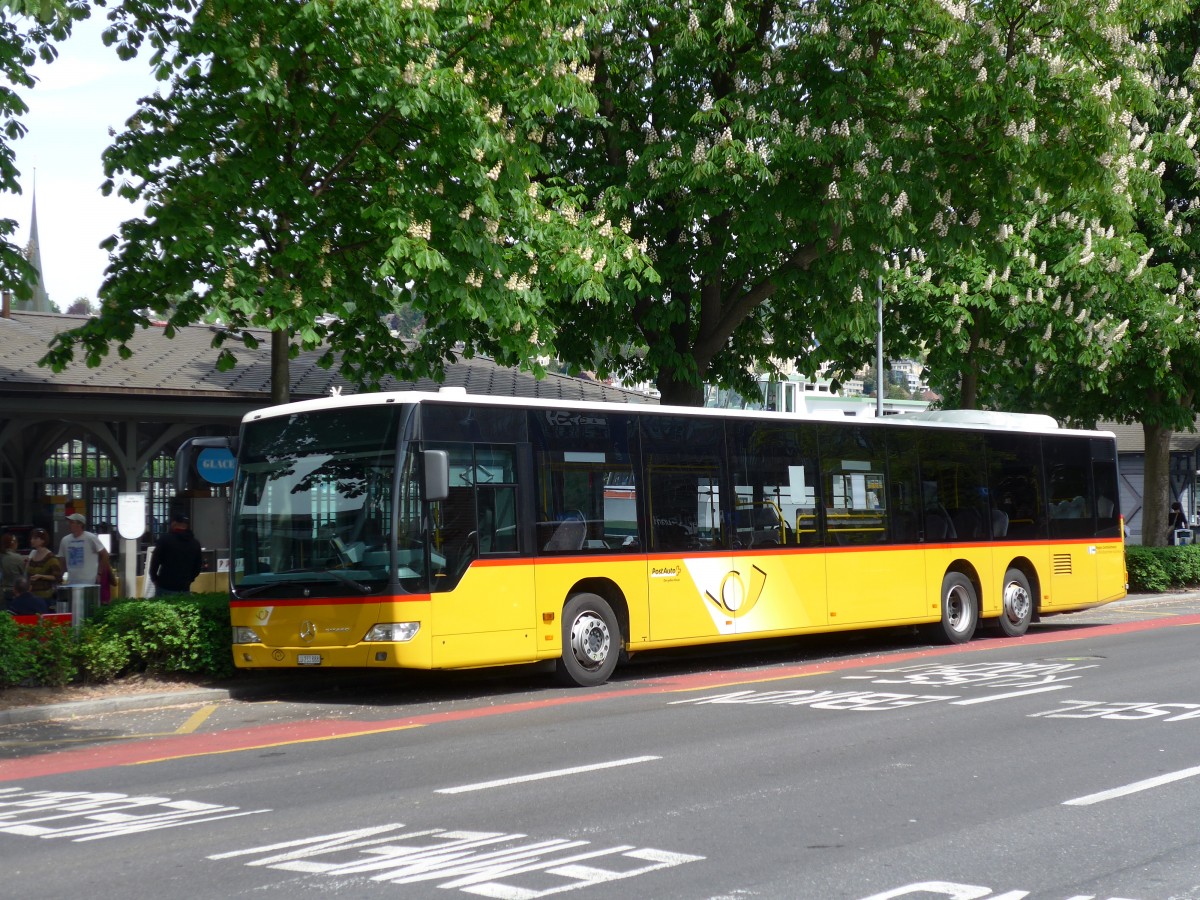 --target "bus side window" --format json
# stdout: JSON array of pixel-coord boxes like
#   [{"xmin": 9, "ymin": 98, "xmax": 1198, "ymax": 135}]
[
  {"xmin": 478, "ymin": 485, "xmax": 517, "ymax": 554},
  {"xmin": 817, "ymin": 424, "xmax": 889, "ymax": 547},
  {"xmin": 1044, "ymin": 435, "xmax": 1097, "ymax": 539}
]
